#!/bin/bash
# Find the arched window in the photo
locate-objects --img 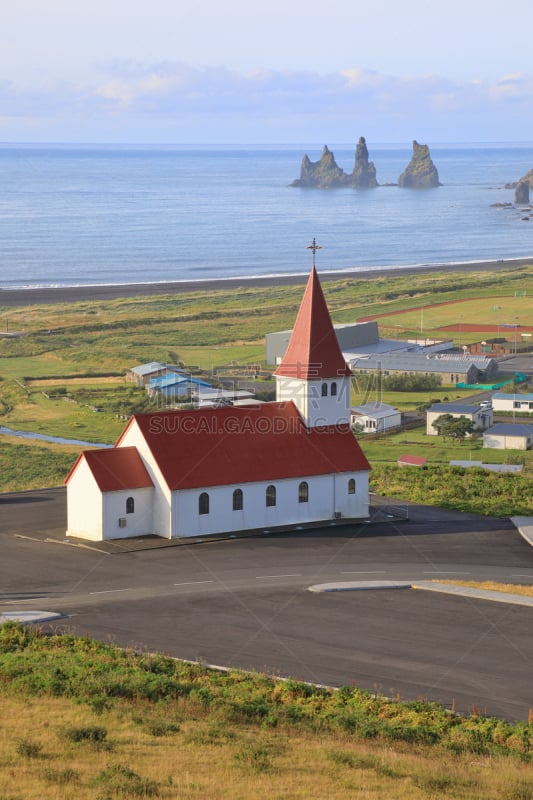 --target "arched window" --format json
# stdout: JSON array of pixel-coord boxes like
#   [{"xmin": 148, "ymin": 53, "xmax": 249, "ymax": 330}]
[
  {"xmin": 233, "ymin": 488, "xmax": 243, "ymax": 511},
  {"xmin": 199, "ymin": 492, "xmax": 210, "ymax": 515},
  {"xmin": 126, "ymin": 497, "xmax": 135, "ymax": 514},
  {"xmin": 331, "ymin": 382, "xmax": 337, "ymax": 396},
  {"xmin": 266, "ymin": 485, "xmax": 276, "ymax": 507},
  {"xmin": 348, "ymin": 478, "xmax": 356, "ymax": 495},
  {"xmin": 321, "ymin": 382, "xmax": 328, "ymax": 397},
  {"xmin": 298, "ymin": 481, "xmax": 309, "ymax": 503}
]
